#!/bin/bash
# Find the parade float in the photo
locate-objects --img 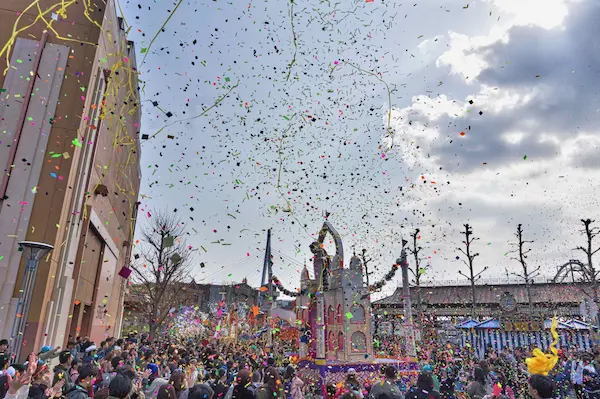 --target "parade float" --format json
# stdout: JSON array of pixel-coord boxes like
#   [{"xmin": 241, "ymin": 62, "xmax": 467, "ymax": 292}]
[{"xmin": 273, "ymin": 221, "xmax": 419, "ymax": 394}]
